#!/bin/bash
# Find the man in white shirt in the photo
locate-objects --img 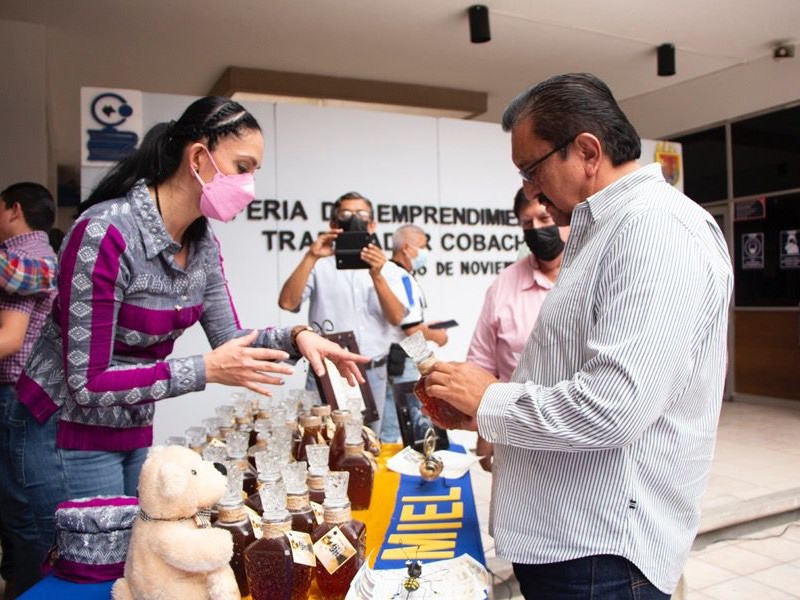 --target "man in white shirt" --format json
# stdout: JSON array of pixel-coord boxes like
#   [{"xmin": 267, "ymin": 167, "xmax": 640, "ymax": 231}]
[
  {"xmin": 278, "ymin": 191, "xmax": 411, "ymax": 435},
  {"xmin": 424, "ymin": 73, "xmax": 733, "ymax": 598}
]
